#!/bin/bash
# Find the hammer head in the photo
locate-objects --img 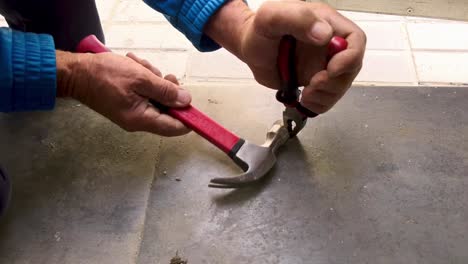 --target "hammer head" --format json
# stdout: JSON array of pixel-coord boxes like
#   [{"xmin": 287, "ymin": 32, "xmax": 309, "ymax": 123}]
[{"xmin": 209, "ymin": 121, "xmax": 289, "ymax": 188}]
